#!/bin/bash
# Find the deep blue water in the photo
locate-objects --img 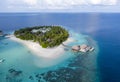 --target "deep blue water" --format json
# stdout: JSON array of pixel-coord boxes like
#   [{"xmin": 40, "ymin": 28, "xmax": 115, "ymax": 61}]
[{"xmin": 0, "ymin": 13, "xmax": 120, "ymax": 82}]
